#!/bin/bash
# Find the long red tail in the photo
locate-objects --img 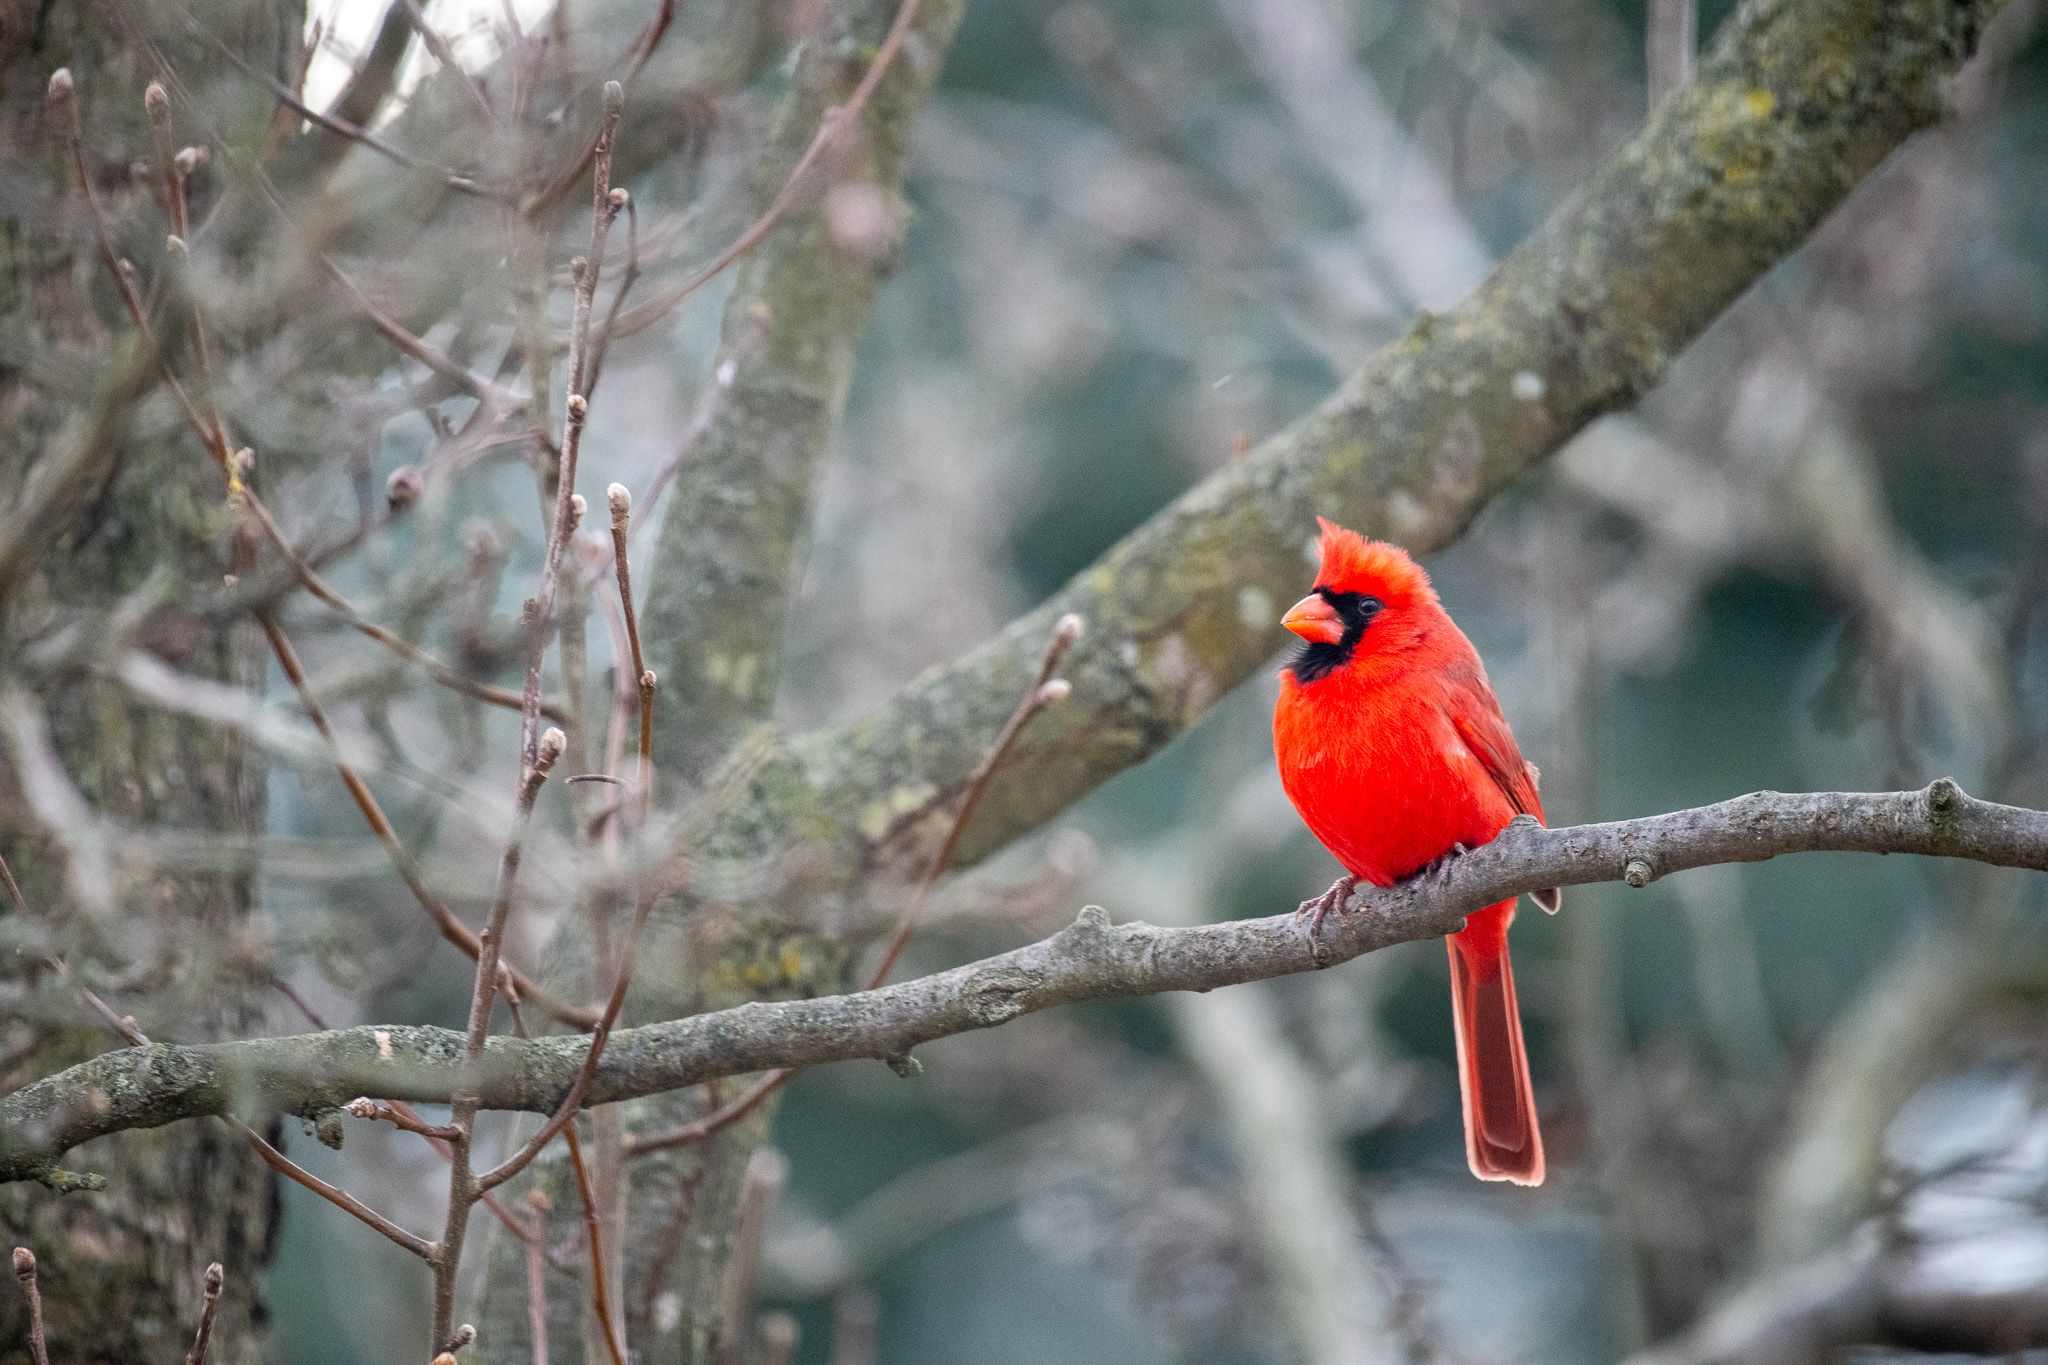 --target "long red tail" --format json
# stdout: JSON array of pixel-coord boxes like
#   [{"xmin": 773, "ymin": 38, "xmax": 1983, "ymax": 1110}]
[{"xmin": 1446, "ymin": 903, "xmax": 1544, "ymax": 1185}]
